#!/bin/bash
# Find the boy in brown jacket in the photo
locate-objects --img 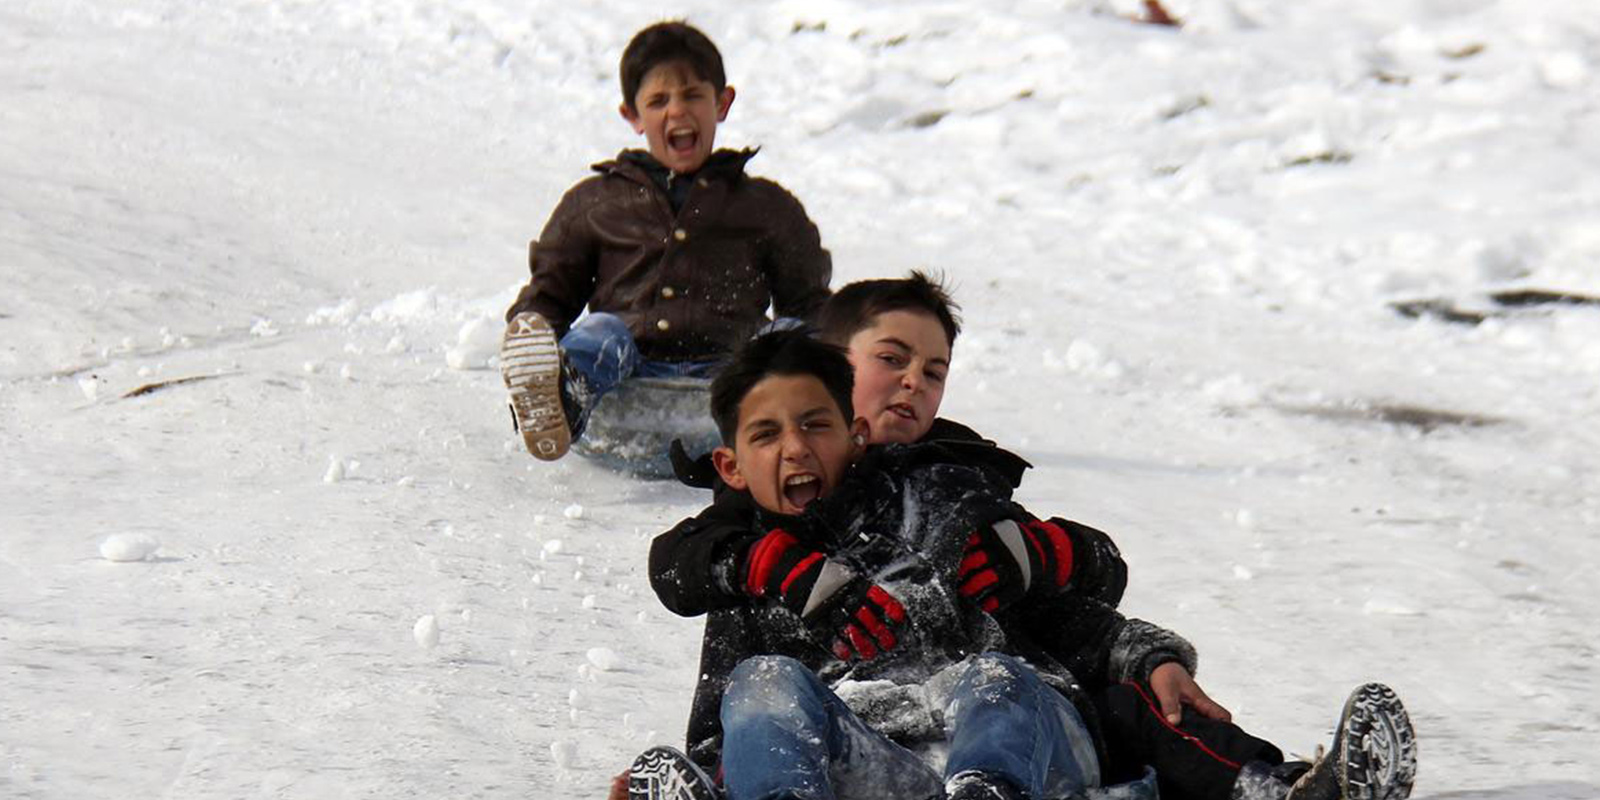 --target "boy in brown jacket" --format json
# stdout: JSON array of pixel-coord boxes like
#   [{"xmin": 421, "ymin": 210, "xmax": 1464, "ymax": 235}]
[{"xmin": 501, "ymin": 21, "xmax": 832, "ymax": 461}]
